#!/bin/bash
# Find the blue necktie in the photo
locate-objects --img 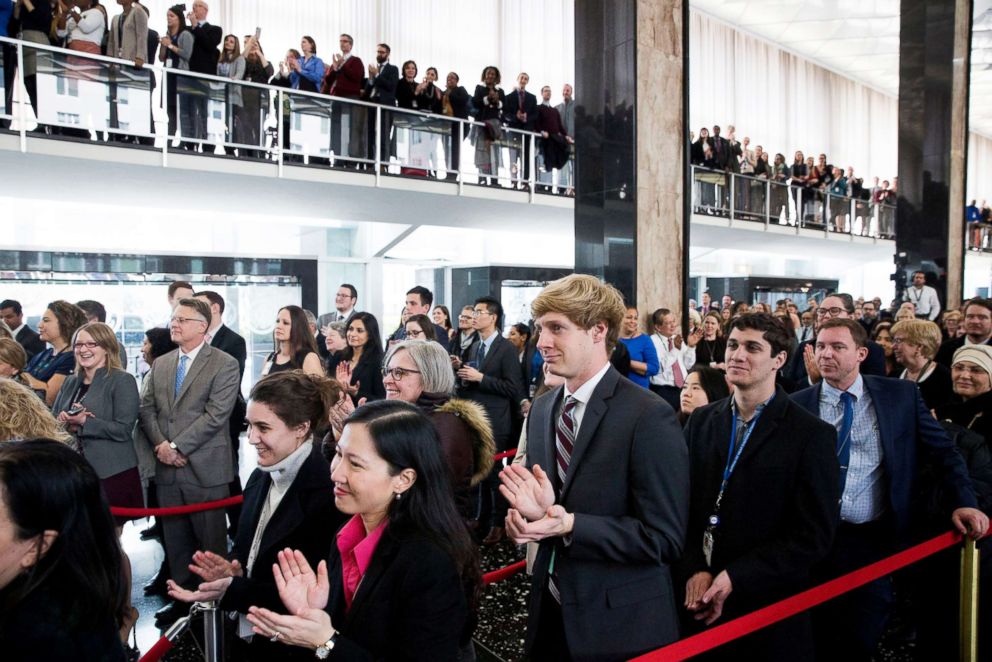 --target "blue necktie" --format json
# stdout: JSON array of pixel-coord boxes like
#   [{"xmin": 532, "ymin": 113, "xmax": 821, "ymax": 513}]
[
  {"xmin": 174, "ymin": 355, "xmax": 188, "ymax": 399},
  {"xmin": 837, "ymin": 391, "xmax": 855, "ymax": 494},
  {"xmin": 476, "ymin": 340, "xmax": 486, "ymax": 365}
]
